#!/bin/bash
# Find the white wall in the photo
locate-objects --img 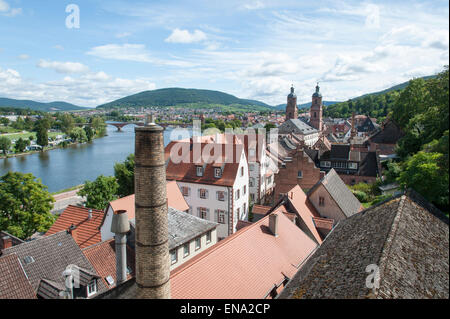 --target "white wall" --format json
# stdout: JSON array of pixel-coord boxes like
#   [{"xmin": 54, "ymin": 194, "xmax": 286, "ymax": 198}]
[{"xmin": 100, "ymin": 206, "xmax": 114, "ymax": 241}]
